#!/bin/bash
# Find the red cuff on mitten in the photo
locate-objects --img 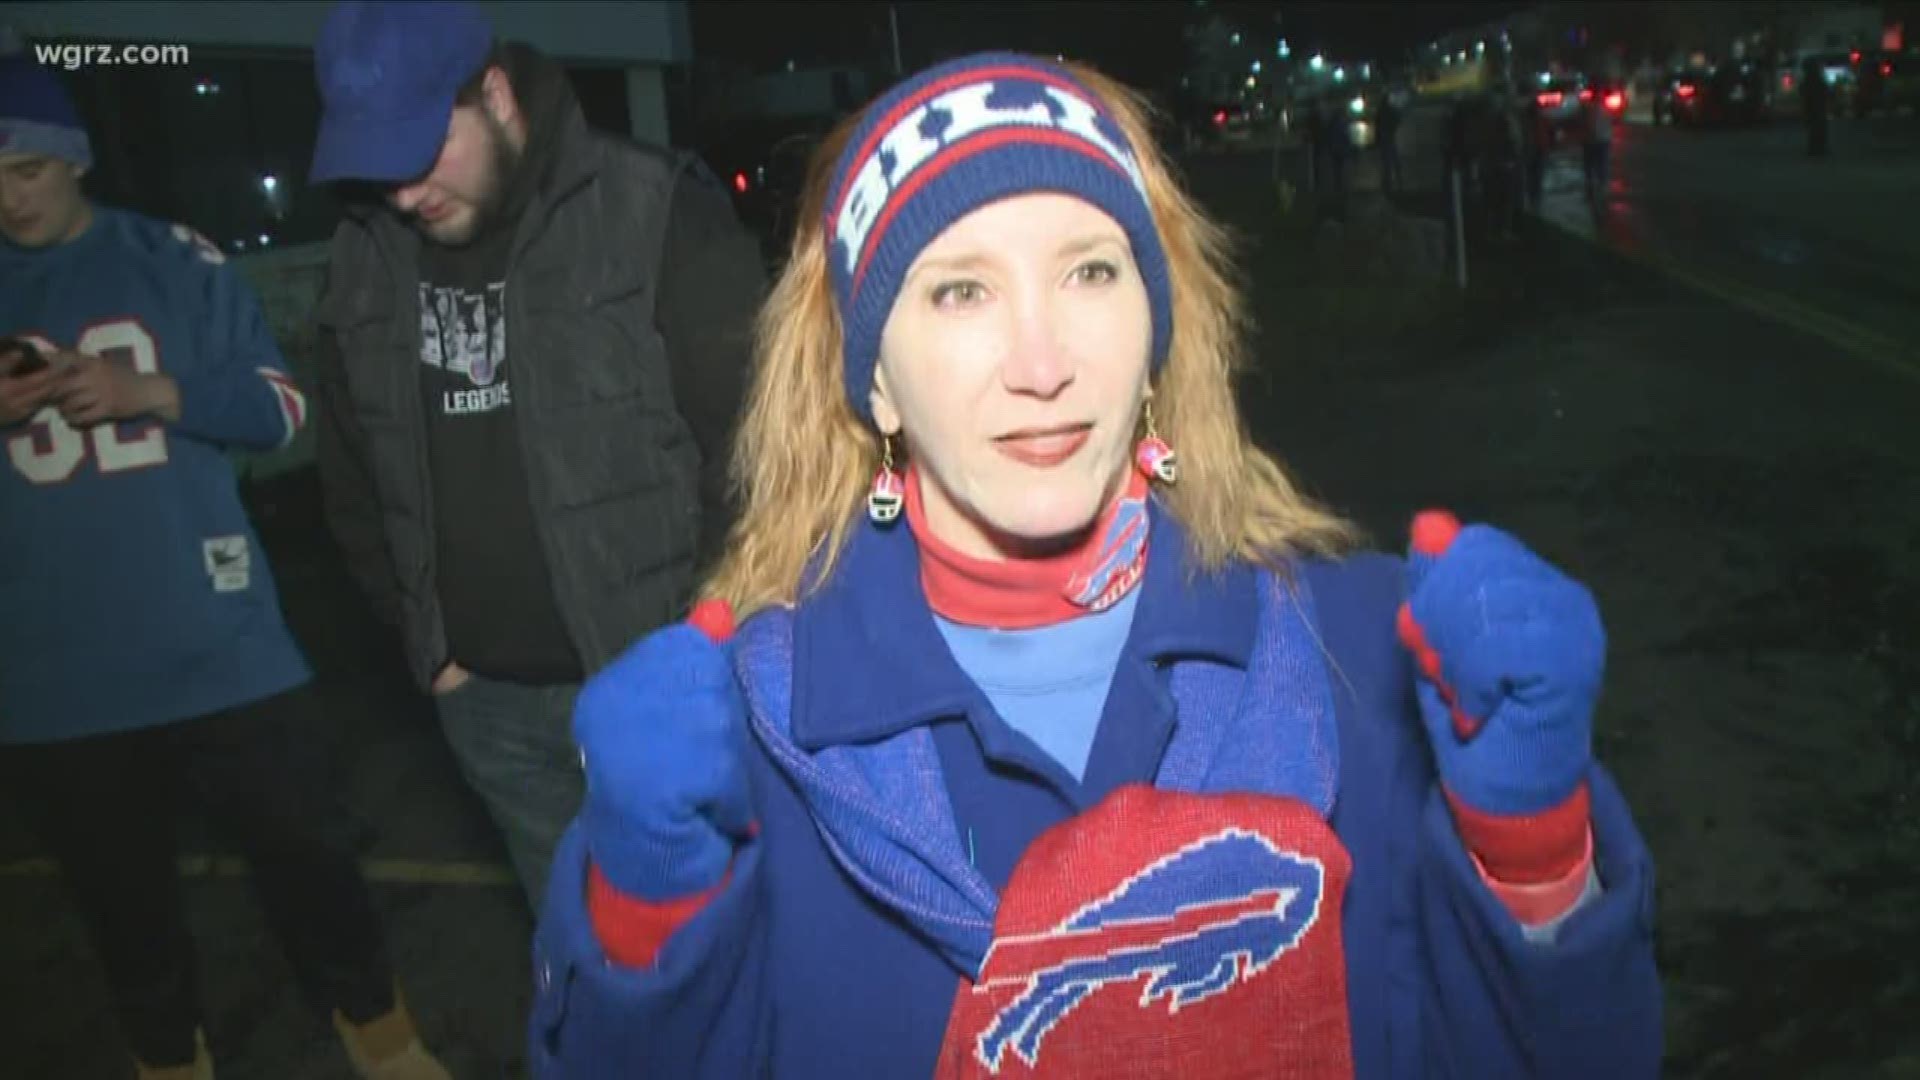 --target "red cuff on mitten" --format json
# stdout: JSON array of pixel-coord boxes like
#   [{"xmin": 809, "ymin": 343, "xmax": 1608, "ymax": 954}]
[
  {"xmin": 588, "ymin": 858, "xmax": 729, "ymax": 968},
  {"xmin": 1448, "ymin": 781, "xmax": 1594, "ymax": 926}
]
